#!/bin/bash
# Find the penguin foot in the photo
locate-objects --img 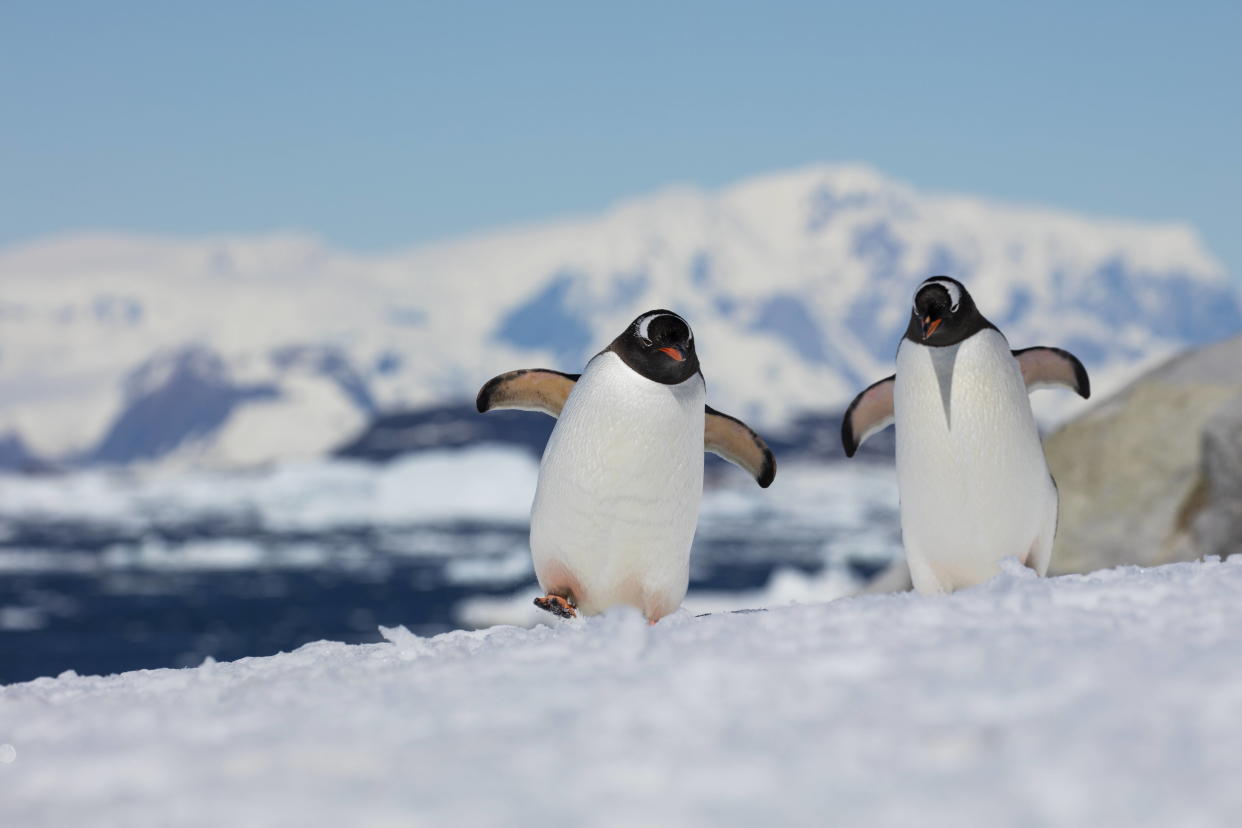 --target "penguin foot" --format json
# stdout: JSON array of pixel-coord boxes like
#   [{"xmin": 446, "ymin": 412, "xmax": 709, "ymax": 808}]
[{"xmin": 534, "ymin": 594, "xmax": 577, "ymax": 619}]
